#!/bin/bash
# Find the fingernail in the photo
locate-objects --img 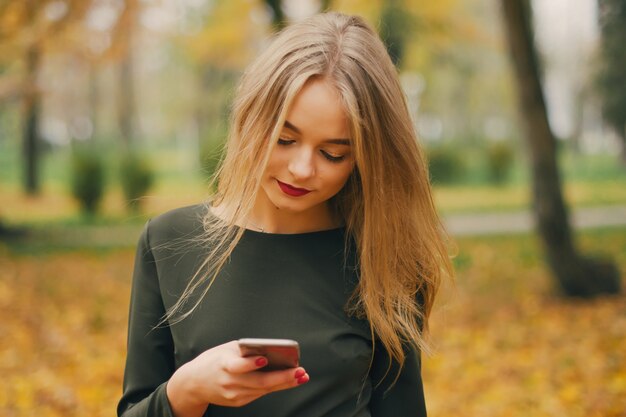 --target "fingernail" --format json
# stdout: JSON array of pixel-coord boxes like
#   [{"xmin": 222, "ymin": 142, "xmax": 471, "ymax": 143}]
[
  {"xmin": 294, "ymin": 369, "xmax": 305, "ymax": 378},
  {"xmin": 255, "ymin": 357, "xmax": 268, "ymax": 367},
  {"xmin": 297, "ymin": 375, "xmax": 309, "ymax": 385}
]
